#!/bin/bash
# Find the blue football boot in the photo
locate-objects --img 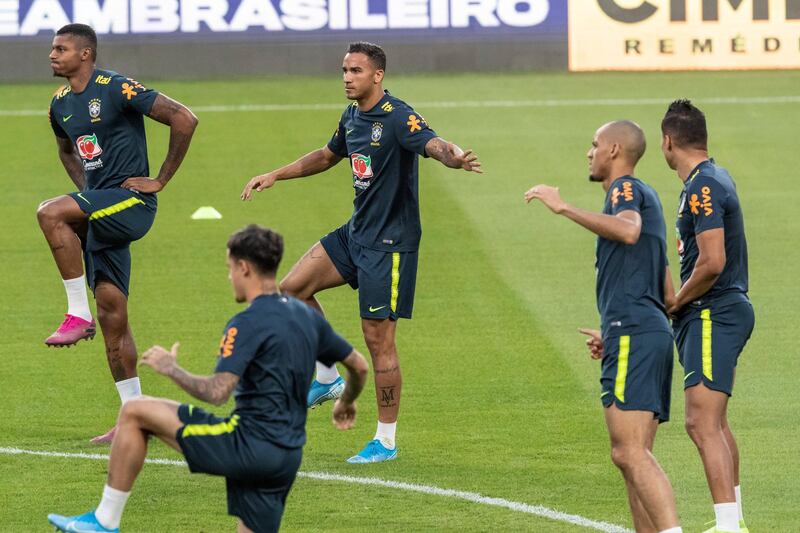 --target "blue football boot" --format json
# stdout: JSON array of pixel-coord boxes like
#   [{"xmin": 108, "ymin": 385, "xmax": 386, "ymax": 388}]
[
  {"xmin": 346, "ymin": 439, "xmax": 398, "ymax": 464},
  {"xmin": 48, "ymin": 510, "xmax": 118, "ymax": 532},
  {"xmin": 307, "ymin": 376, "xmax": 345, "ymax": 408}
]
